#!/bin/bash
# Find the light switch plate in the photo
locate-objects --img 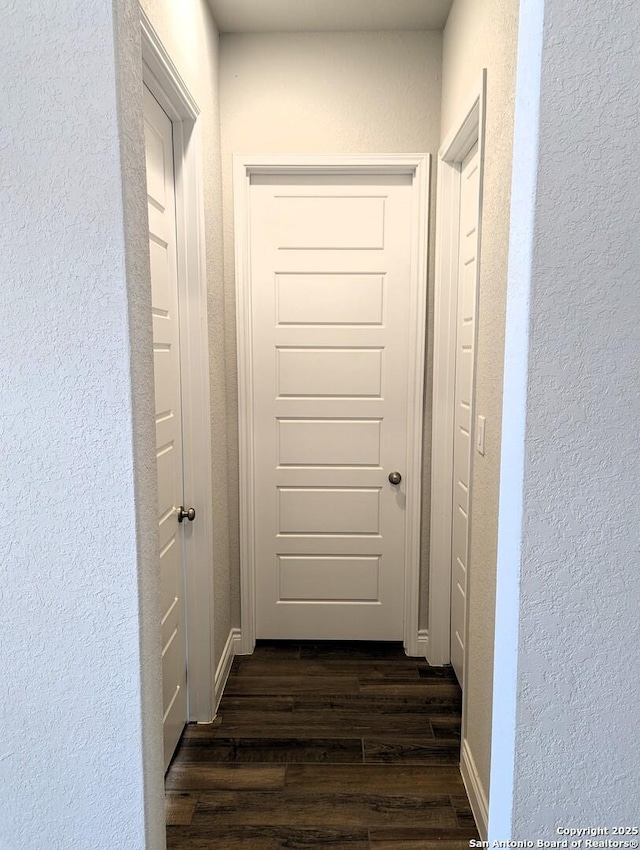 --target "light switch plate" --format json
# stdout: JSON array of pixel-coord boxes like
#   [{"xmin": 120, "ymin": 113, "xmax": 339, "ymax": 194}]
[{"xmin": 477, "ymin": 415, "xmax": 486, "ymax": 456}]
